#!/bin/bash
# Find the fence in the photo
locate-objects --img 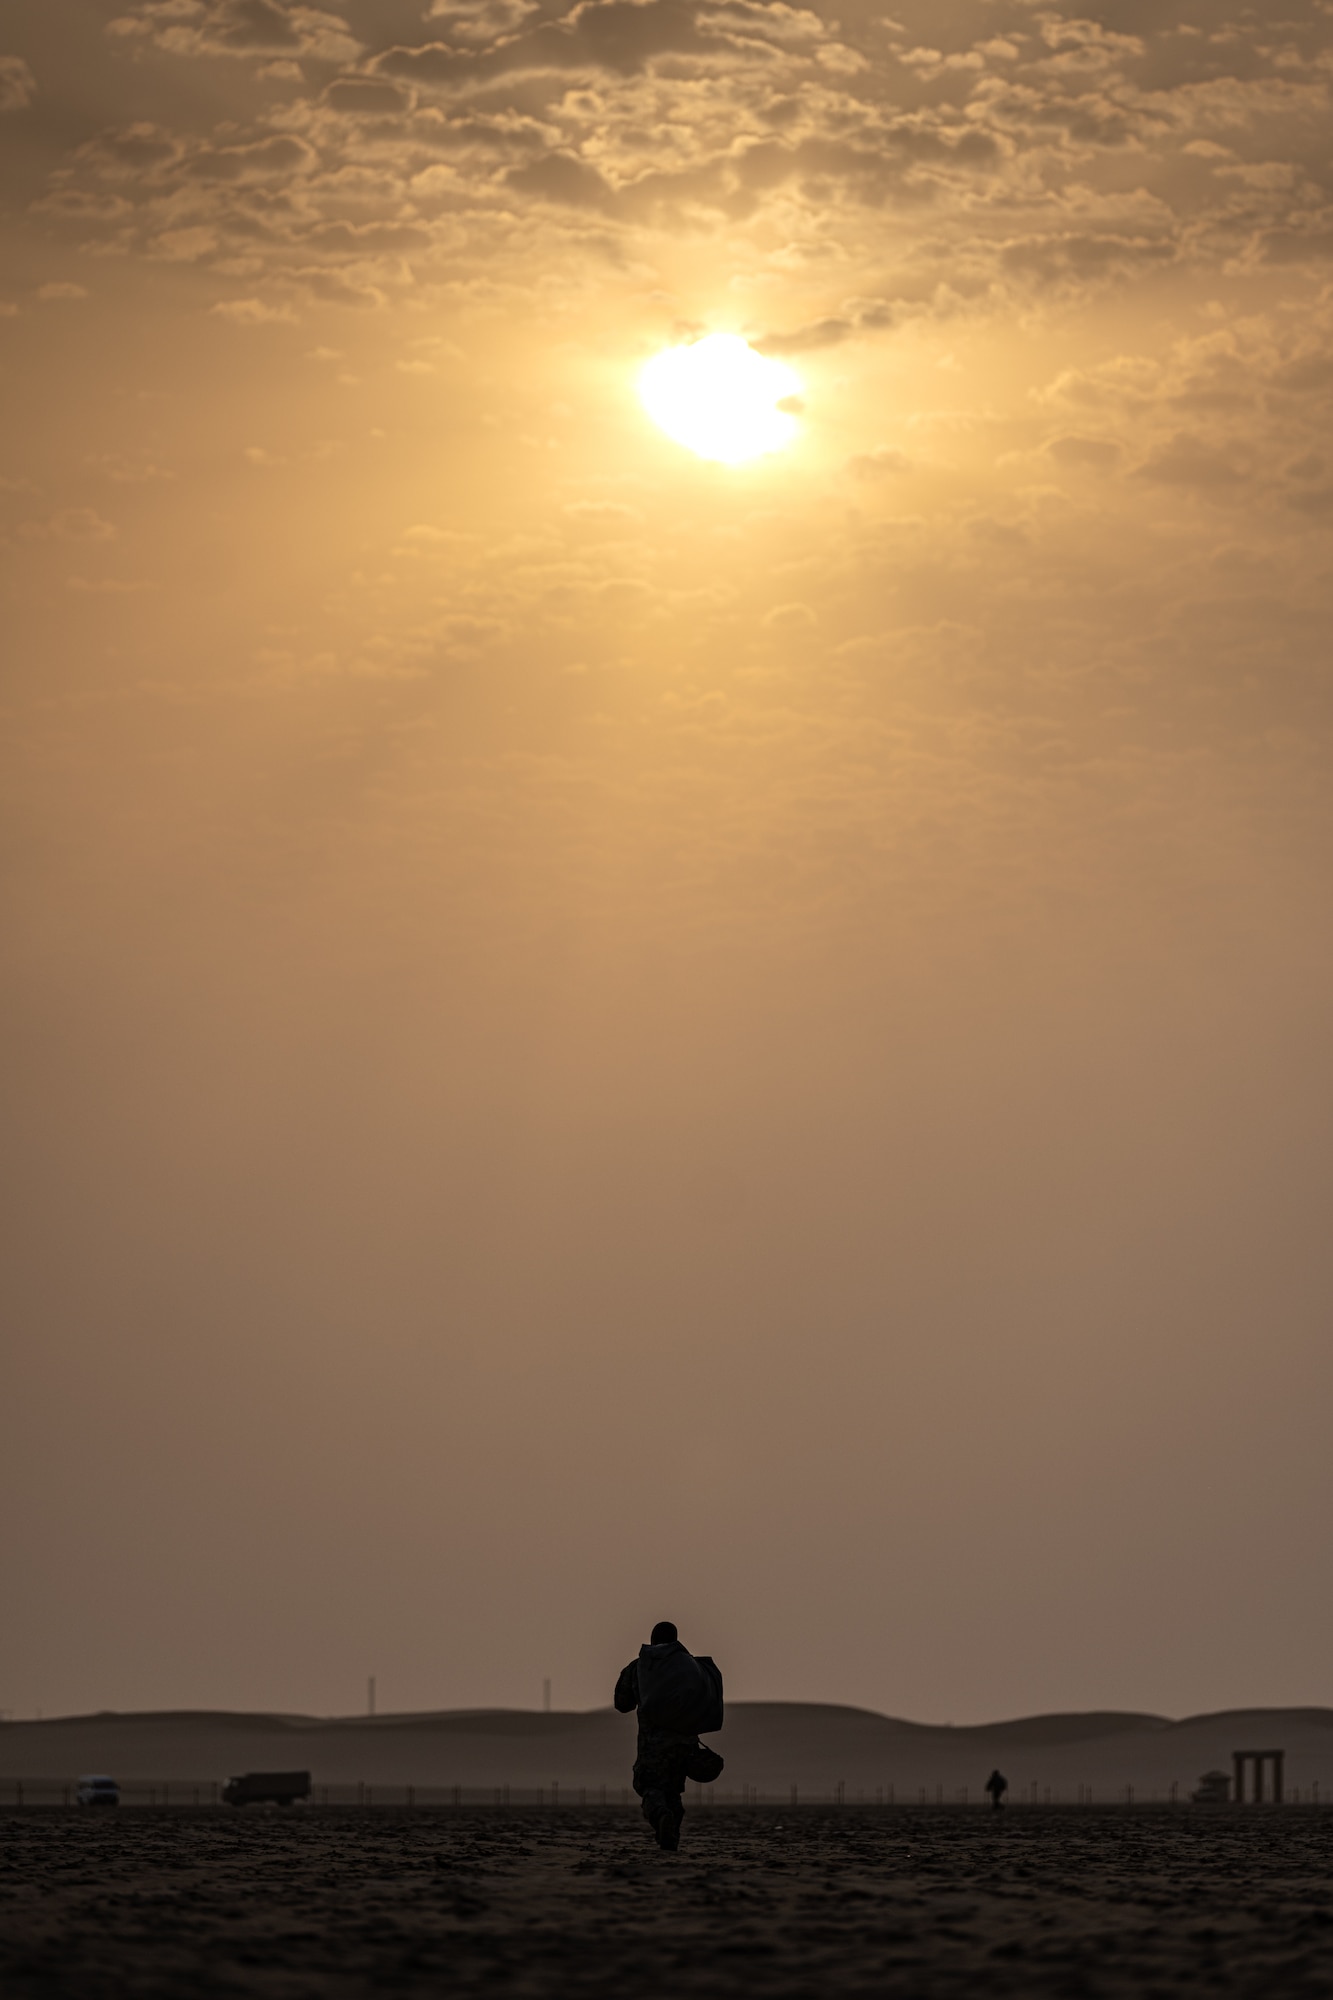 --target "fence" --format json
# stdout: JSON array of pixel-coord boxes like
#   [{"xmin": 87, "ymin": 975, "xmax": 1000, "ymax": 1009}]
[{"xmin": 1, "ymin": 1779, "xmax": 1327, "ymax": 1810}]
